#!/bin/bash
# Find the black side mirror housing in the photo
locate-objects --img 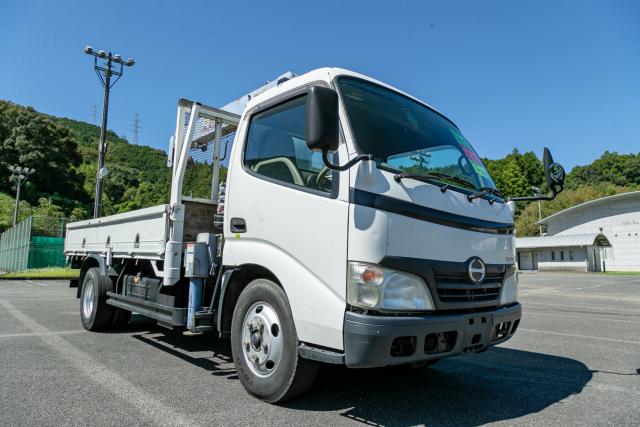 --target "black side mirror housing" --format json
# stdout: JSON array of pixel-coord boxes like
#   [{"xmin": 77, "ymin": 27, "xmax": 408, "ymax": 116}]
[
  {"xmin": 509, "ymin": 147, "xmax": 566, "ymax": 202},
  {"xmin": 305, "ymin": 86, "xmax": 339, "ymax": 152},
  {"xmin": 543, "ymin": 147, "xmax": 565, "ymax": 196}
]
